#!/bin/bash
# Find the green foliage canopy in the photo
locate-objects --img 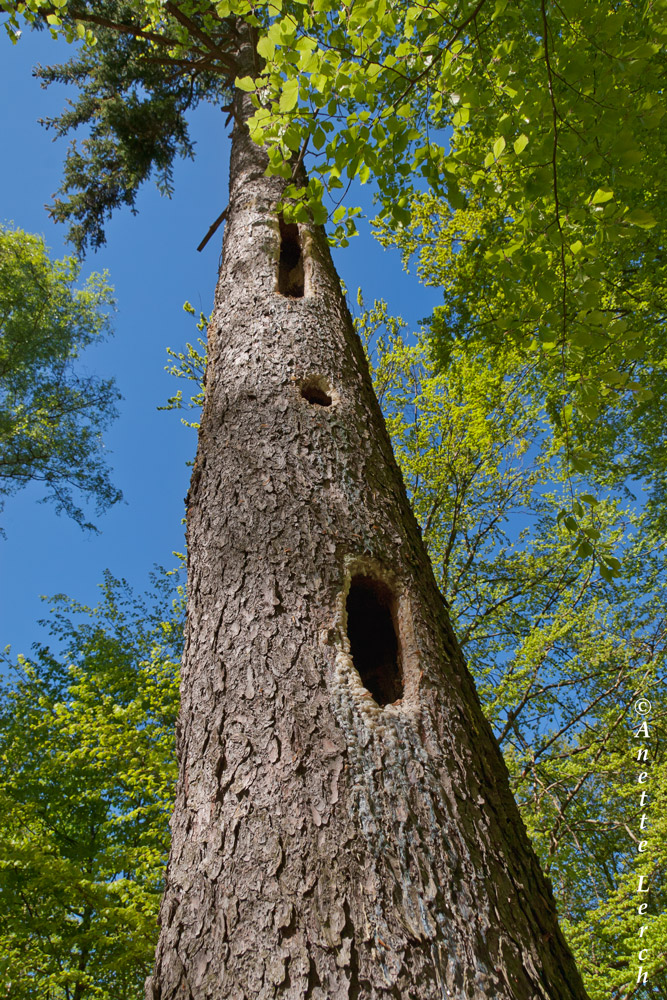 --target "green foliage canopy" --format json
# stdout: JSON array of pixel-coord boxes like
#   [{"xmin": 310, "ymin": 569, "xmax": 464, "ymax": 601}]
[
  {"xmin": 0, "ymin": 224, "xmax": 121, "ymax": 528},
  {"xmin": 247, "ymin": 0, "xmax": 667, "ymax": 528},
  {"xmin": 374, "ymin": 183, "xmax": 667, "ymax": 537},
  {"xmin": 1, "ymin": 1, "xmax": 665, "ymax": 522}
]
